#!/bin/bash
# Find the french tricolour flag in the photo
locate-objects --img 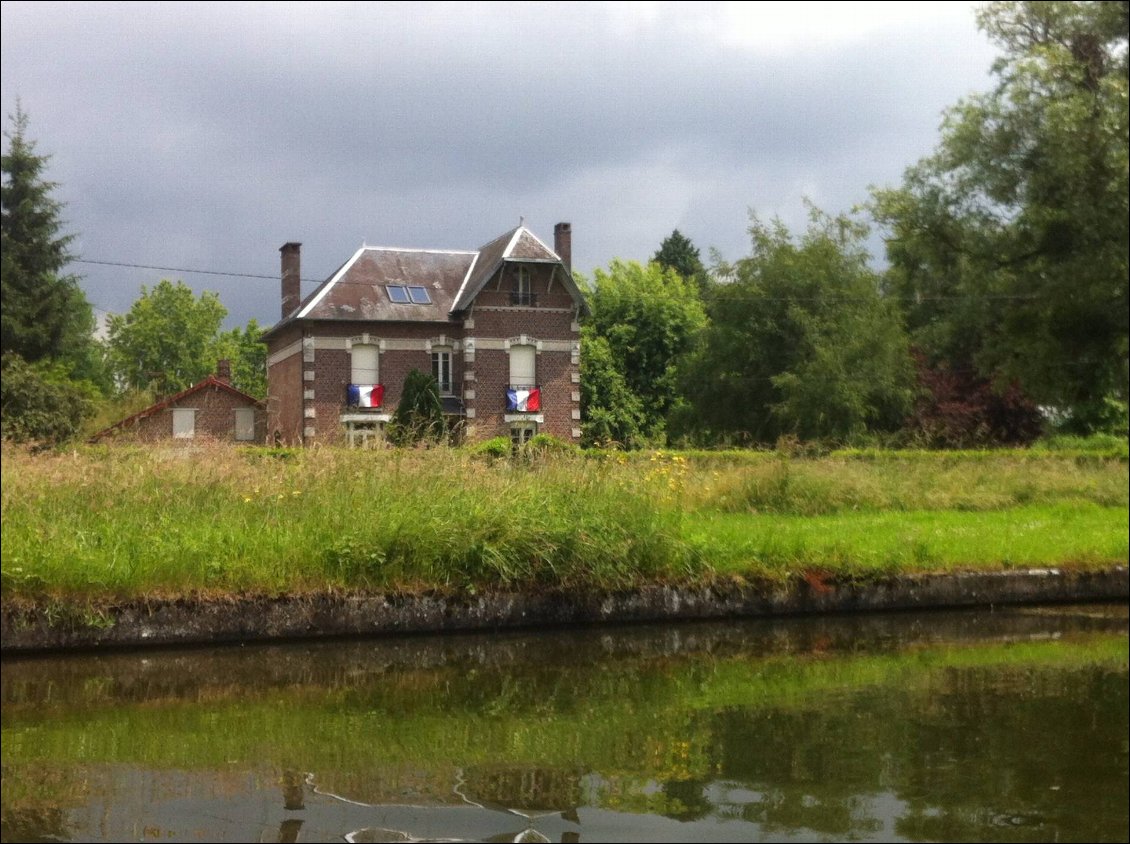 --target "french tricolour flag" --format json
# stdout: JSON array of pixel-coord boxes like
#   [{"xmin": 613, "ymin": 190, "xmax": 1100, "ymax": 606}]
[
  {"xmin": 348, "ymin": 384, "xmax": 383, "ymax": 408},
  {"xmin": 506, "ymin": 388, "xmax": 541, "ymax": 412}
]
